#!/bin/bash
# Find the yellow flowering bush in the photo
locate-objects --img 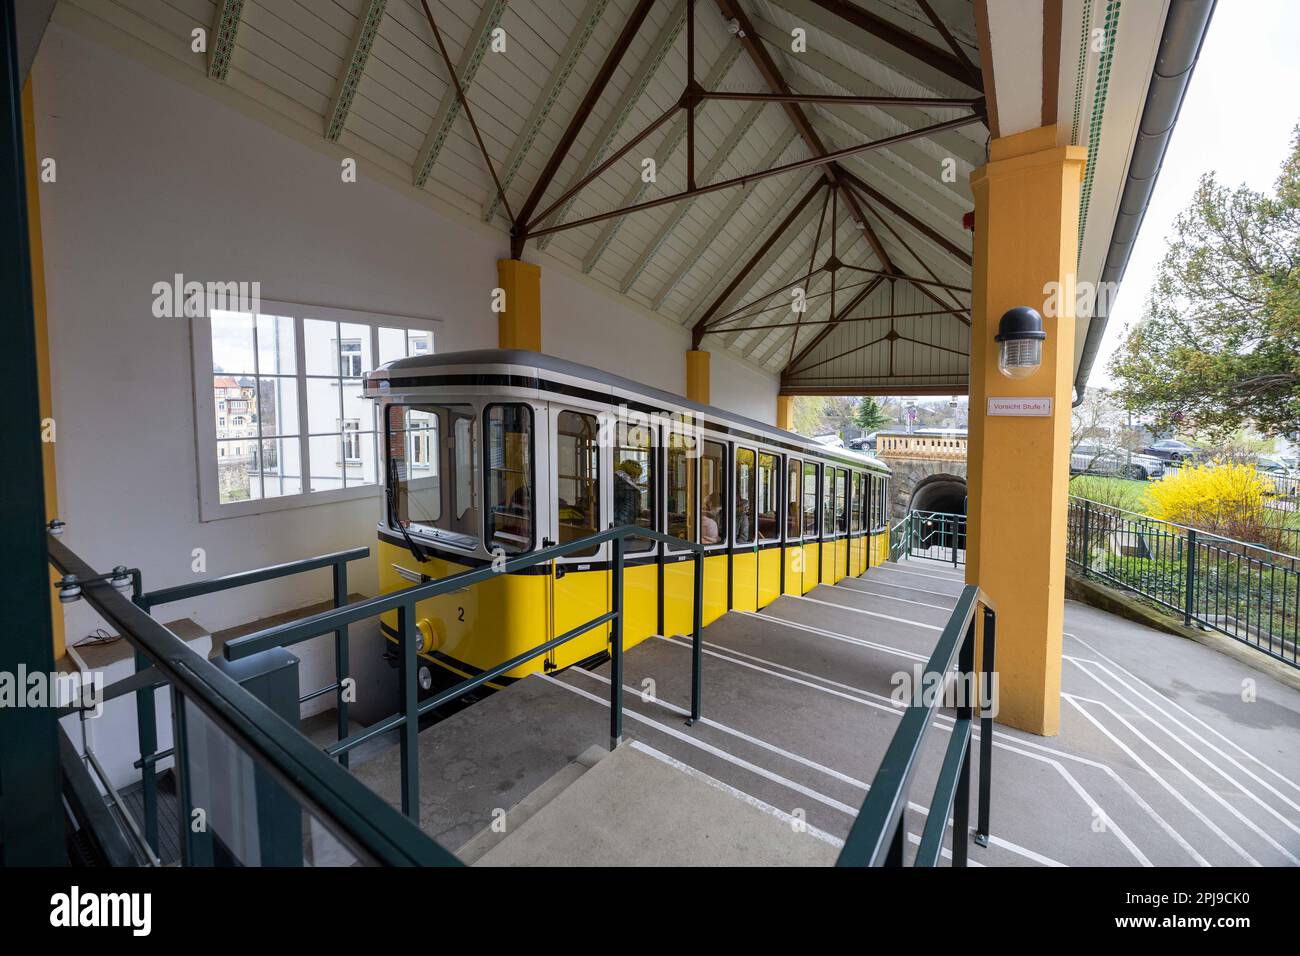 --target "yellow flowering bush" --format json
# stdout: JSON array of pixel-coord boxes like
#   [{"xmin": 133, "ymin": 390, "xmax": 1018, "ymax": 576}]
[{"xmin": 1145, "ymin": 461, "xmax": 1275, "ymax": 544}]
